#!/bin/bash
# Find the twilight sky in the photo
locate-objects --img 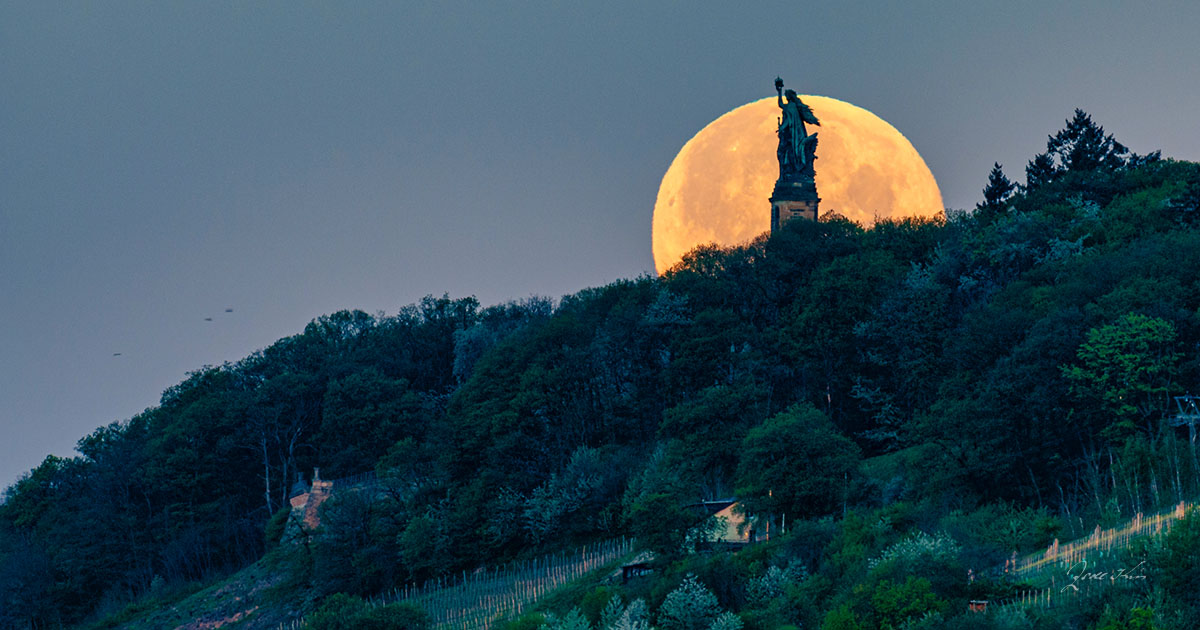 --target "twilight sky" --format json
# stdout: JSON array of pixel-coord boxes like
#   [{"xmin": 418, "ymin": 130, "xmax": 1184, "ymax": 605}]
[{"xmin": 2, "ymin": 2, "xmax": 1199, "ymax": 489}]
